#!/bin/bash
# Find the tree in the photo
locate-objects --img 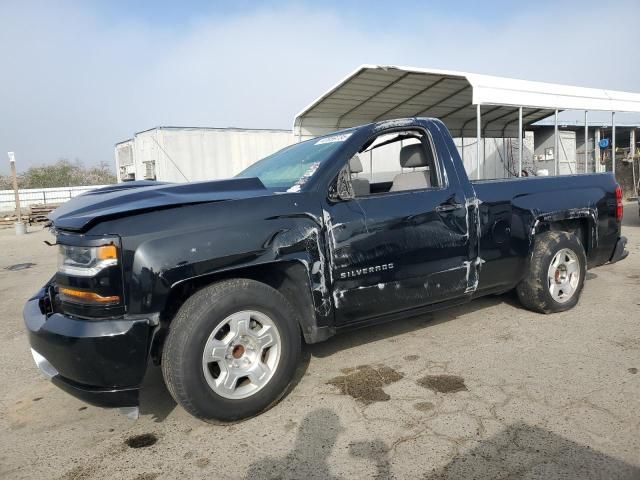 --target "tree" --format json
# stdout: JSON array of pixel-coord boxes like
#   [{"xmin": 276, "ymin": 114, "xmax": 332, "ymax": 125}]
[{"xmin": 0, "ymin": 159, "xmax": 116, "ymax": 189}]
